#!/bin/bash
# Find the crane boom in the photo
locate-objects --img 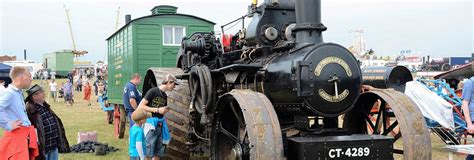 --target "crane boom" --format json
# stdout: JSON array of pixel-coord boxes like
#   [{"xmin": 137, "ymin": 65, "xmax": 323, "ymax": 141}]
[
  {"xmin": 64, "ymin": 5, "xmax": 76, "ymax": 51},
  {"xmin": 63, "ymin": 5, "xmax": 87, "ymax": 58}
]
